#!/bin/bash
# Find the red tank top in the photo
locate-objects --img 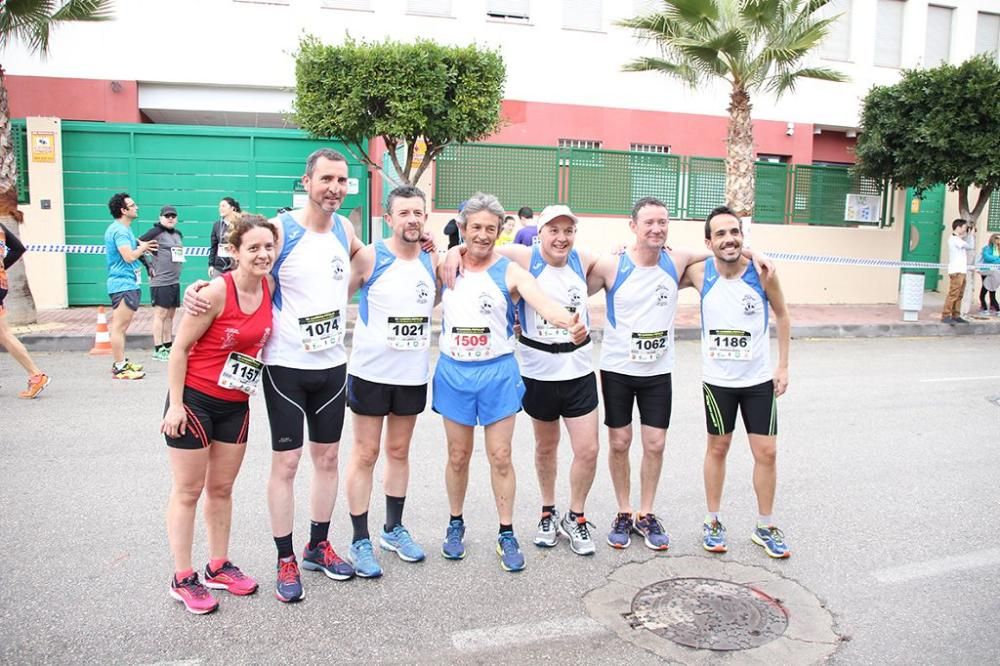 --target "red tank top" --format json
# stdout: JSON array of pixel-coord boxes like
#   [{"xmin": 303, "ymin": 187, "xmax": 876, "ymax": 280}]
[{"xmin": 185, "ymin": 272, "xmax": 273, "ymax": 402}]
